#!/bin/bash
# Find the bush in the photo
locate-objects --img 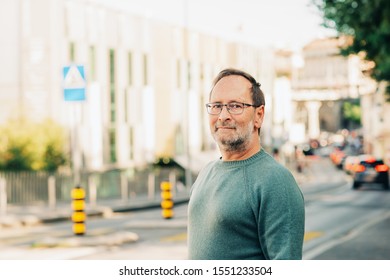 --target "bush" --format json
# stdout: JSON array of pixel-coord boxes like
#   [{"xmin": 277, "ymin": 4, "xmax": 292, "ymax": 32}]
[{"xmin": 0, "ymin": 118, "xmax": 68, "ymax": 171}]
